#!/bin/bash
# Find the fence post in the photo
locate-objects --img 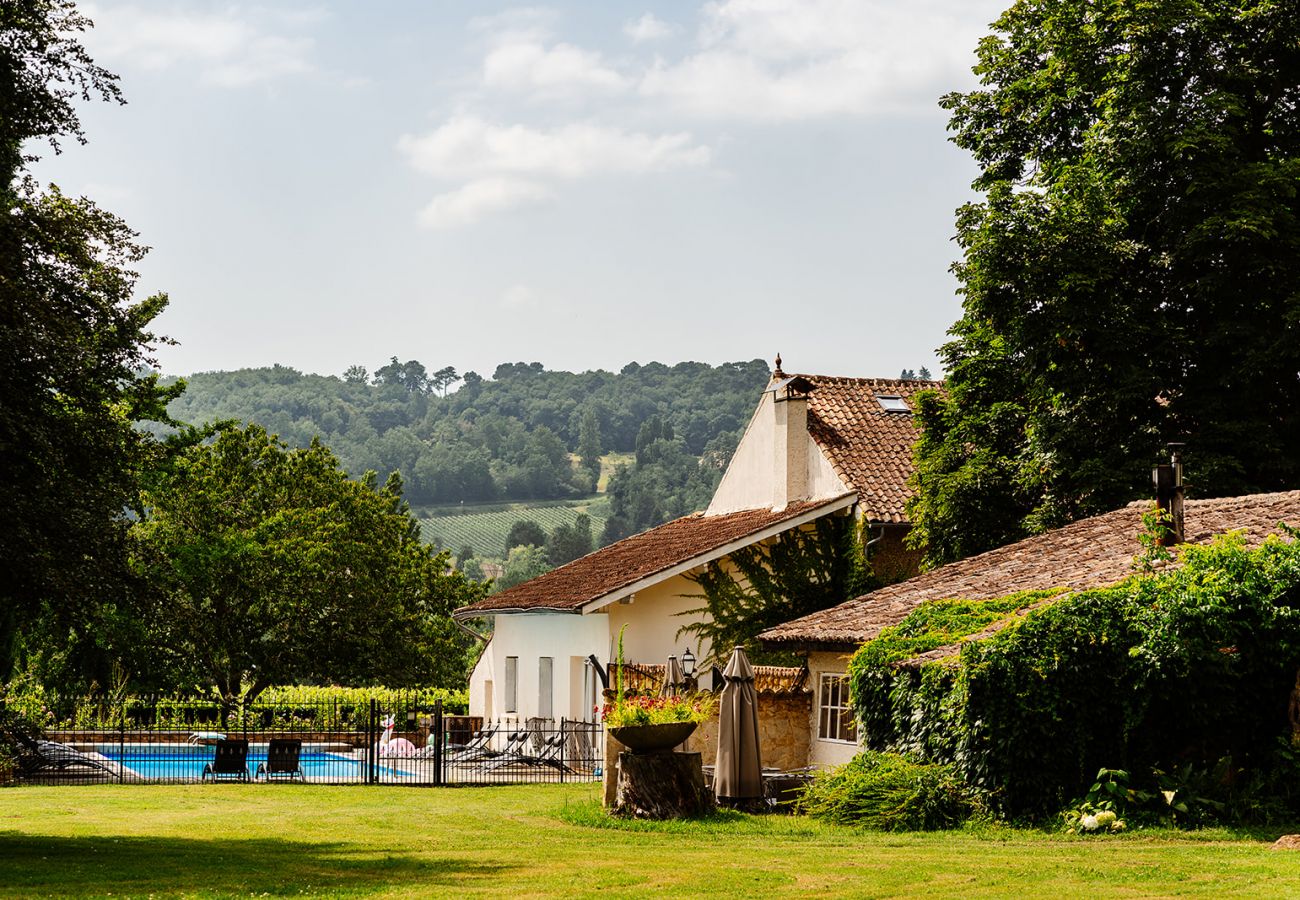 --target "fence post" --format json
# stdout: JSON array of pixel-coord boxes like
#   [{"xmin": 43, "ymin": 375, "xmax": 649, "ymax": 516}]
[
  {"xmin": 433, "ymin": 698, "xmax": 443, "ymax": 787},
  {"xmin": 367, "ymin": 698, "xmax": 377, "ymax": 785},
  {"xmin": 559, "ymin": 718, "xmax": 566, "ymax": 784},
  {"xmin": 118, "ymin": 703, "xmax": 126, "ymax": 784}
]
